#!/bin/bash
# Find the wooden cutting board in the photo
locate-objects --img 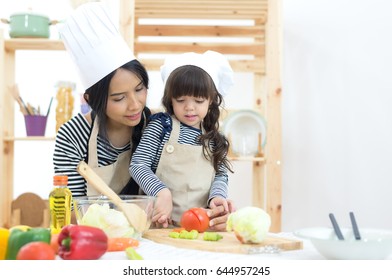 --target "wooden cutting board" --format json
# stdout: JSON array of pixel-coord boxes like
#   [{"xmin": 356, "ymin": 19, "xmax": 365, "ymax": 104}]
[{"xmin": 143, "ymin": 229, "xmax": 303, "ymax": 254}]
